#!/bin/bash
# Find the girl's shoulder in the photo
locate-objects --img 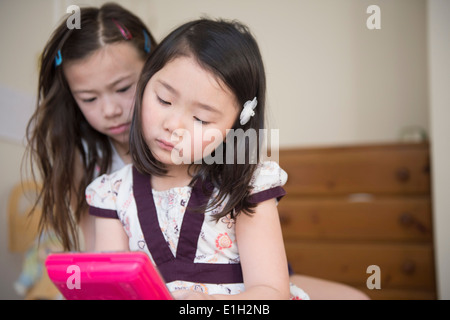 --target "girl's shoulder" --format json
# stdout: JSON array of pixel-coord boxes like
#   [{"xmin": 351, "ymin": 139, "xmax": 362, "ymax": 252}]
[
  {"xmin": 249, "ymin": 161, "xmax": 288, "ymax": 194},
  {"xmin": 85, "ymin": 164, "xmax": 133, "ymax": 208},
  {"xmin": 88, "ymin": 163, "xmax": 133, "ymax": 188}
]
